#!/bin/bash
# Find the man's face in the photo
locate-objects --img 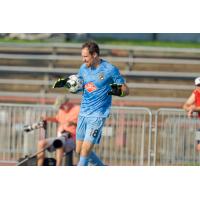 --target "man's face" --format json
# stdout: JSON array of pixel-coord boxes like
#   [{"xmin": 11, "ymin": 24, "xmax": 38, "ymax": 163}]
[
  {"xmin": 196, "ymin": 85, "xmax": 200, "ymax": 90},
  {"xmin": 81, "ymin": 47, "xmax": 96, "ymax": 67}
]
